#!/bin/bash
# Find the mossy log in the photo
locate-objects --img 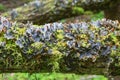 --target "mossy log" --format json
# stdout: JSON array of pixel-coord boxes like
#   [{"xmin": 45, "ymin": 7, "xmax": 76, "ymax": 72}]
[
  {"xmin": 2, "ymin": 0, "xmax": 120, "ymax": 25},
  {"xmin": 0, "ymin": 0, "xmax": 32, "ymax": 10},
  {"xmin": 0, "ymin": 16, "xmax": 120, "ymax": 78}
]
